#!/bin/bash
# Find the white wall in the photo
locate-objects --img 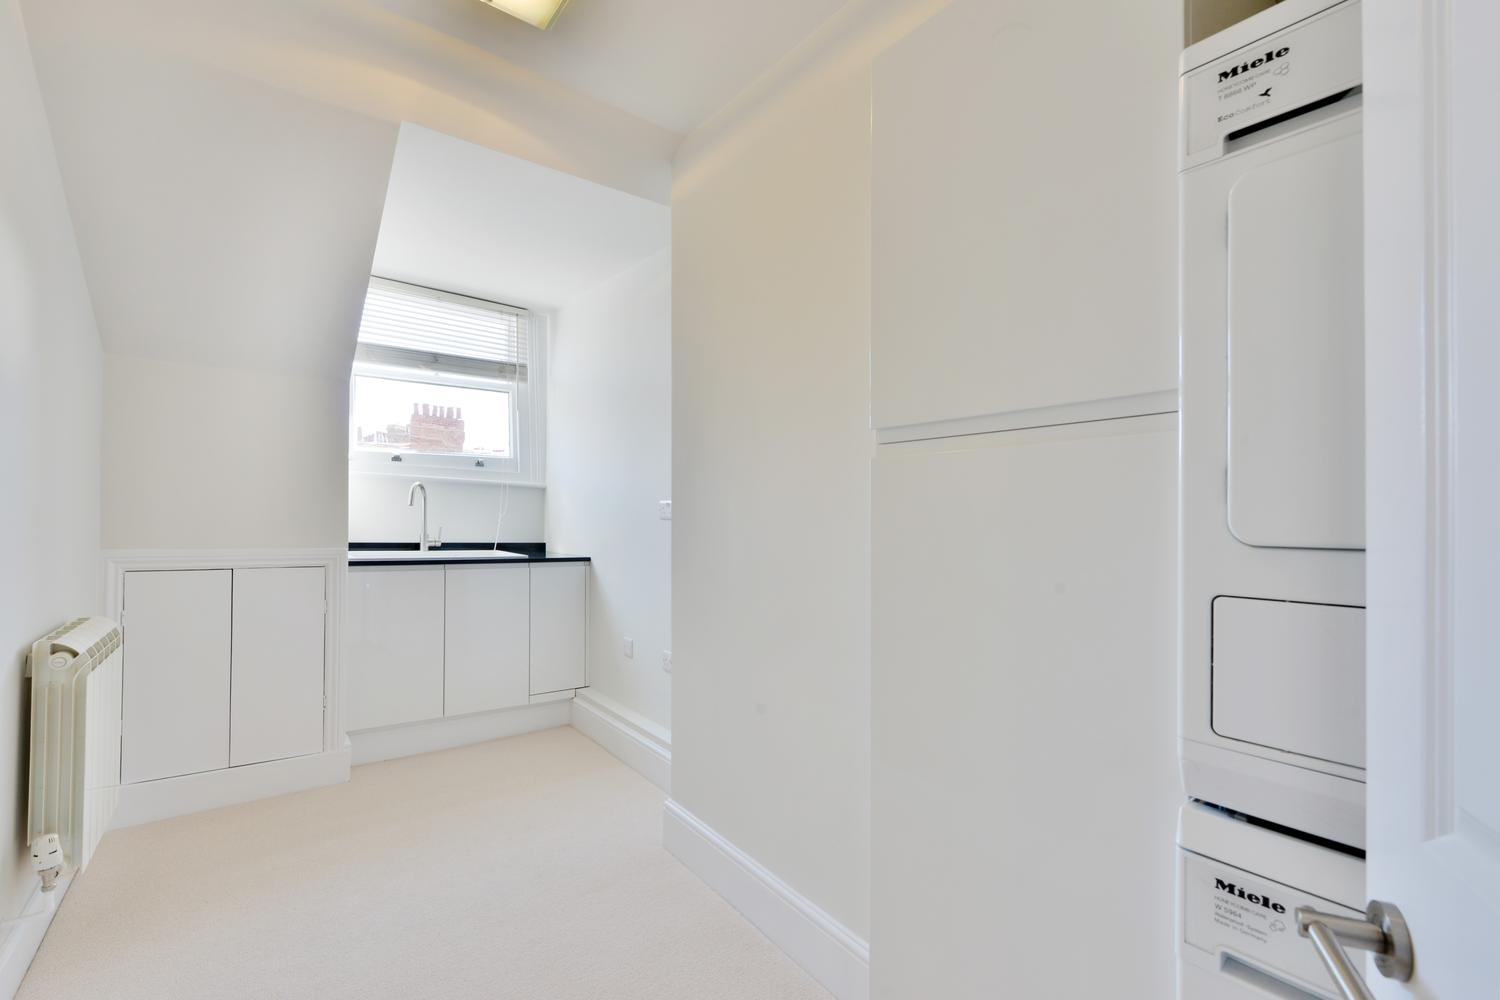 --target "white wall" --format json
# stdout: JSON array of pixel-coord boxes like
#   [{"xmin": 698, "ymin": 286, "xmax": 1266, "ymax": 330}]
[
  {"xmin": 548, "ymin": 250, "xmax": 672, "ymax": 734},
  {"xmin": 0, "ymin": 0, "xmax": 103, "ymax": 917},
  {"xmin": 24, "ymin": 28, "xmax": 398, "ymax": 551},
  {"xmin": 349, "ymin": 476, "xmax": 545, "ymax": 546},
  {"xmin": 668, "ymin": 0, "xmax": 942, "ymax": 936},
  {"xmin": 101, "ymin": 355, "xmax": 351, "ymax": 550}
]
